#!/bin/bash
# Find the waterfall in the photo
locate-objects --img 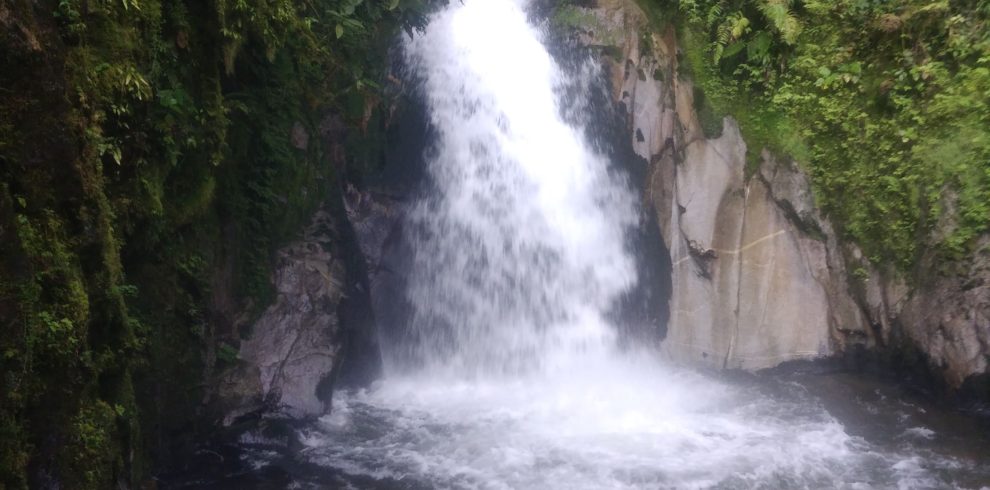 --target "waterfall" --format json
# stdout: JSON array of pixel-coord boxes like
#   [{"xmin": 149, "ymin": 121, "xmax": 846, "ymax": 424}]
[
  {"xmin": 274, "ymin": 2, "xmax": 982, "ymax": 488},
  {"xmin": 397, "ymin": 0, "xmax": 638, "ymax": 376}
]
